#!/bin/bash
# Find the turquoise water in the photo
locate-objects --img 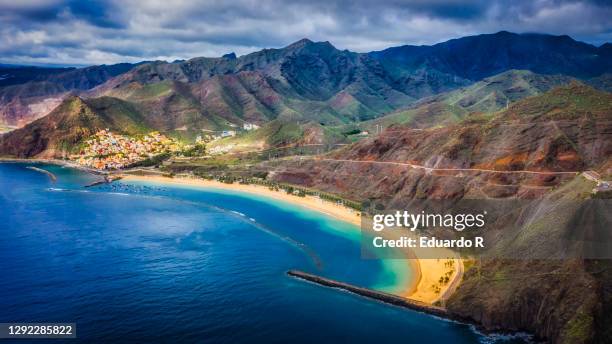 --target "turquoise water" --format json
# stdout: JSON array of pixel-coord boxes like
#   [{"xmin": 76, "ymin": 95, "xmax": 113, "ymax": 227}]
[{"xmin": 0, "ymin": 163, "xmax": 525, "ymax": 343}]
